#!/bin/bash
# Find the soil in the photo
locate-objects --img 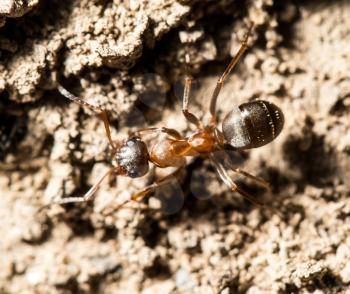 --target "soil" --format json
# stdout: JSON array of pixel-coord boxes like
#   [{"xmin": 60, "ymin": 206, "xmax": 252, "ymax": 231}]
[{"xmin": 1, "ymin": 0, "xmax": 350, "ymax": 293}]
